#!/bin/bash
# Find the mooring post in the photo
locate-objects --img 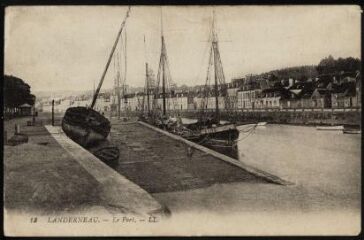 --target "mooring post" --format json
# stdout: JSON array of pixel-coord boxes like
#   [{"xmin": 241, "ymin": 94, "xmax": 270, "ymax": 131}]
[
  {"xmin": 15, "ymin": 124, "xmax": 20, "ymax": 134},
  {"xmin": 4, "ymin": 130, "xmax": 7, "ymax": 144},
  {"xmin": 32, "ymin": 107, "xmax": 36, "ymax": 126},
  {"xmin": 52, "ymin": 99, "xmax": 55, "ymax": 126}
]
